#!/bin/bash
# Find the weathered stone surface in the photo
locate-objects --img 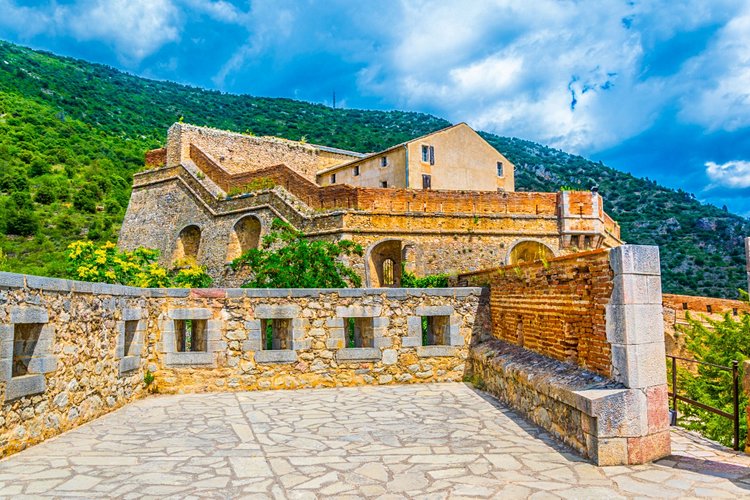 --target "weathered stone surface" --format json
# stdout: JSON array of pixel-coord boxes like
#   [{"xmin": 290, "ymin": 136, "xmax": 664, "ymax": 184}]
[
  {"xmin": 255, "ymin": 350, "xmax": 297, "ymax": 364},
  {"xmin": 335, "ymin": 348, "xmax": 381, "ymax": 362}
]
